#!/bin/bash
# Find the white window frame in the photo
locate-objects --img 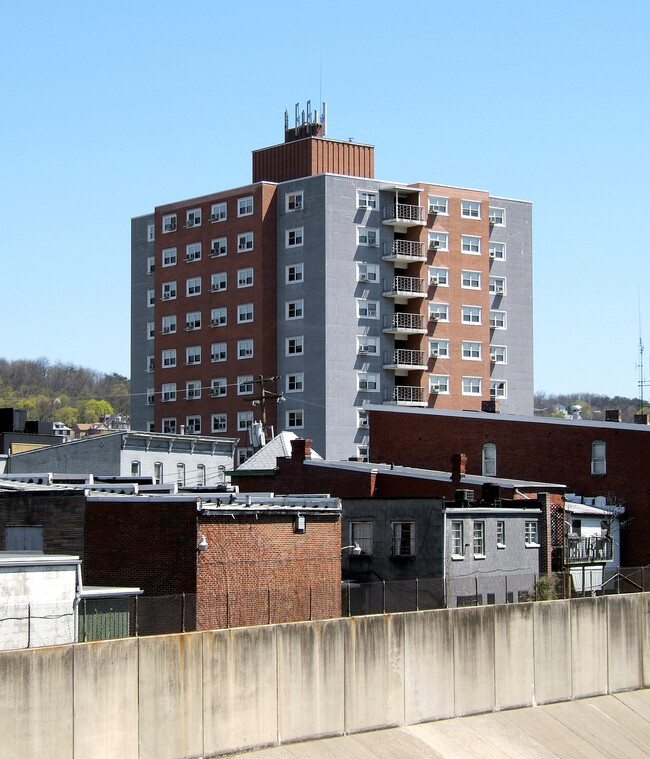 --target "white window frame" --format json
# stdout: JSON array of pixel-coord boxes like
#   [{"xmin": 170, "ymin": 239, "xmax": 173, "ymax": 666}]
[
  {"xmin": 357, "ymin": 191, "xmax": 377, "ymax": 210},
  {"xmin": 162, "ymin": 213, "xmax": 177, "ymax": 233},
  {"xmin": 162, "ymin": 417, "xmax": 176, "ymax": 434},
  {"xmin": 186, "ymin": 345, "xmax": 201, "ymax": 365},
  {"xmin": 286, "ymin": 191, "xmax": 303, "ymax": 211},
  {"xmin": 286, "ymin": 300, "xmax": 304, "ymax": 320},
  {"xmin": 186, "ymin": 380, "xmax": 201, "ymax": 400},
  {"xmin": 489, "ymin": 207, "xmax": 505, "ymax": 226},
  {"xmin": 429, "ymin": 302, "xmax": 450, "ymax": 323},
  {"xmin": 185, "ymin": 311, "xmax": 201, "ymax": 331},
  {"xmin": 185, "ymin": 416, "xmax": 201, "ymax": 434},
  {"xmin": 489, "ymin": 277, "xmax": 506, "ymax": 295},
  {"xmin": 591, "ymin": 441, "xmax": 606, "ymax": 475},
  {"xmin": 211, "ymin": 377, "xmax": 227, "ymax": 397},
  {"xmin": 482, "ymin": 442, "xmax": 497, "ymax": 477},
  {"xmin": 210, "ymin": 237, "xmax": 227, "ymax": 257},
  {"xmin": 357, "ymin": 227, "xmax": 379, "ymax": 247},
  {"xmin": 496, "ymin": 519, "xmax": 506, "ymax": 548},
  {"xmin": 286, "ymin": 228, "xmax": 304, "ymax": 248},
  {"xmin": 286, "ymin": 263, "xmax": 304, "ymax": 284},
  {"xmin": 237, "ymin": 195, "xmax": 253, "ymax": 217},
  {"xmin": 237, "ymin": 303, "xmax": 254, "ymax": 323},
  {"xmin": 211, "ymin": 413, "xmax": 227, "ymax": 432},
  {"xmin": 489, "ymin": 242, "xmax": 506, "ymax": 260},
  {"xmin": 286, "ymin": 373, "xmax": 304, "ymax": 393},
  {"xmin": 211, "ymin": 272, "xmax": 227, "ymax": 292},
  {"xmin": 210, "ymin": 202, "xmax": 227, "ymax": 222},
  {"xmin": 237, "ymin": 339, "xmax": 253, "ymax": 359},
  {"xmin": 429, "ymin": 339, "xmax": 449, "ymax": 359},
  {"xmin": 350, "ymin": 521, "xmax": 373, "ymax": 554},
  {"xmin": 462, "ymin": 341, "xmax": 482, "ymax": 360},
  {"xmin": 391, "ymin": 522, "xmax": 415, "ymax": 557},
  {"xmin": 186, "ymin": 277, "xmax": 201, "ymax": 297},
  {"xmin": 287, "ymin": 409, "xmax": 304, "ymax": 429},
  {"xmin": 473, "ymin": 521, "xmax": 485, "ymax": 557},
  {"xmin": 525, "ymin": 520, "xmax": 539, "ymax": 547},
  {"xmin": 147, "ymin": 289, "xmax": 155, "ymax": 307},
  {"xmin": 450, "ymin": 521, "xmax": 464, "ymax": 558},
  {"xmin": 146, "ymin": 388, "xmax": 155, "ymax": 406},
  {"xmin": 490, "ymin": 310, "xmax": 507, "ymax": 329},
  {"xmin": 357, "ymin": 372, "xmax": 379, "ymax": 392},
  {"xmin": 490, "ymin": 380, "xmax": 507, "ymax": 398},
  {"xmin": 461, "ymin": 270, "xmax": 481, "ymax": 289},
  {"xmin": 161, "ymin": 349, "xmax": 176, "ymax": 368},
  {"xmin": 357, "ymin": 299, "xmax": 379, "ymax": 319},
  {"xmin": 461, "ymin": 200, "xmax": 481, "ymax": 219},
  {"xmin": 286, "ymin": 336, "xmax": 304, "ymax": 356},
  {"xmin": 162, "ymin": 247, "xmax": 177, "ymax": 267},
  {"xmin": 461, "ymin": 235, "xmax": 481, "ymax": 255},
  {"xmin": 358, "ymin": 263, "xmax": 379, "ymax": 283},
  {"xmin": 147, "ymin": 223, "xmax": 155, "ymax": 242},
  {"xmin": 237, "ymin": 411, "xmax": 253, "ymax": 431},
  {"xmin": 147, "ymin": 355, "xmax": 155, "ymax": 373},
  {"xmin": 237, "ymin": 375, "xmax": 254, "ymax": 395},
  {"xmin": 147, "ymin": 256, "xmax": 155, "ymax": 274},
  {"xmin": 162, "ymin": 281, "xmax": 177, "ymax": 301},
  {"xmin": 490, "ymin": 345, "xmax": 507, "ymax": 364},
  {"xmin": 161, "ymin": 382, "xmax": 177, "ymax": 402},
  {"xmin": 428, "ymin": 232, "xmax": 449, "ymax": 252},
  {"xmin": 428, "ymin": 196, "xmax": 449, "ymax": 215},
  {"xmin": 429, "ymin": 374, "xmax": 450, "ymax": 394},
  {"xmin": 462, "ymin": 376, "xmax": 482, "ymax": 396},
  {"xmin": 429, "ymin": 267, "xmax": 449, "ymax": 287},
  {"xmin": 357, "ymin": 336, "xmax": 379, "ymax": 355},
  {"xmin": 237, "ymin": 268, "xmax": 253, "ymax": 288},
  {"xmin": 211, "ymin": 342, "xmax": 227, "ymax": 362},
  {"xmin": 186, "ymin": 208, "xmax": 201, "ymax": 228},
  {"xmin": 147, "ymin": 321, "xmax": 155, "ymax": 340},
  {"xmin": 210, "ymin": 307, "xmax": 227, "ymax": 327},
  {"xmin": 237, "ymin": 232, "xmax": 254, "ymax": 252},
  {"xmin": 461, "ymin": 305, "xmax": 482, "ymax": 325}
]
